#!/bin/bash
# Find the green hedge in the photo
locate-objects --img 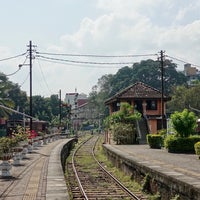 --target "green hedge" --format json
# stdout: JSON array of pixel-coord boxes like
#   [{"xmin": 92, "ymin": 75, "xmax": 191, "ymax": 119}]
[
  {"xmin": 165, "ymin": 135, "xmax": 200, "ymax": 153},
  {"xmin": 194, "ymin": 141, "xmax": 200, "ymax": 159},
  {"xmin": 146, "ymin": 134, "xmax": 163, "ymax": 149}
]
